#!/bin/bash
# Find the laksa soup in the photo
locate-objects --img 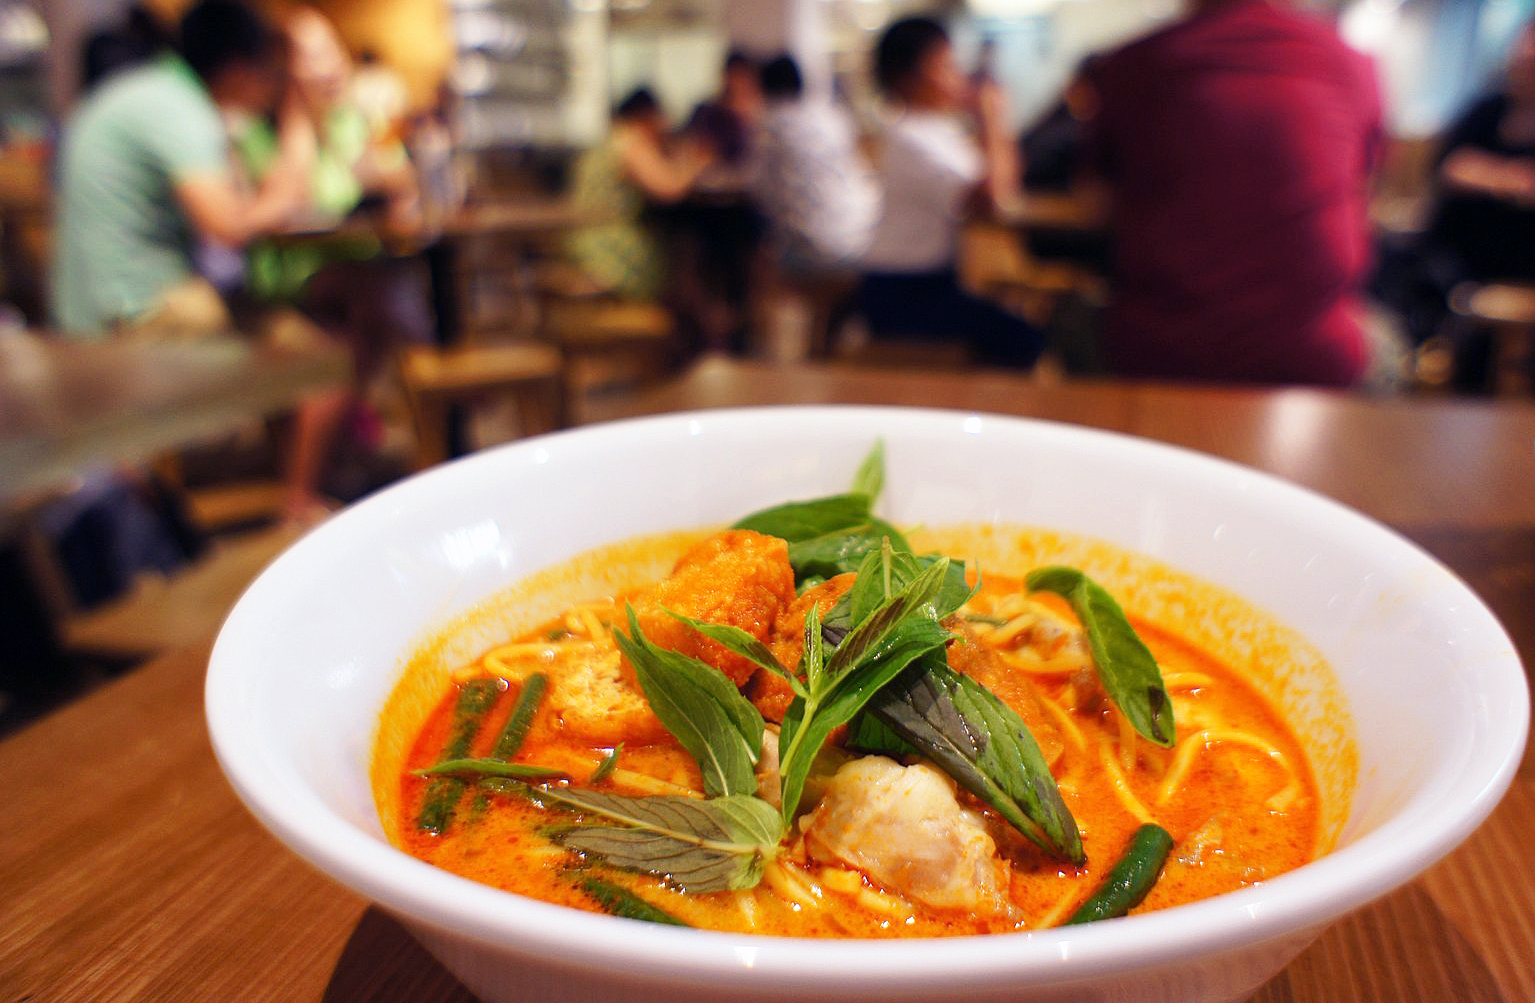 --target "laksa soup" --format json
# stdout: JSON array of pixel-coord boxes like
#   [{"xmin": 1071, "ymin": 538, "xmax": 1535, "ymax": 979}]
[{"xmin": 373, "ymin": 451, "xmax": 1354, "ymax": 937}]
